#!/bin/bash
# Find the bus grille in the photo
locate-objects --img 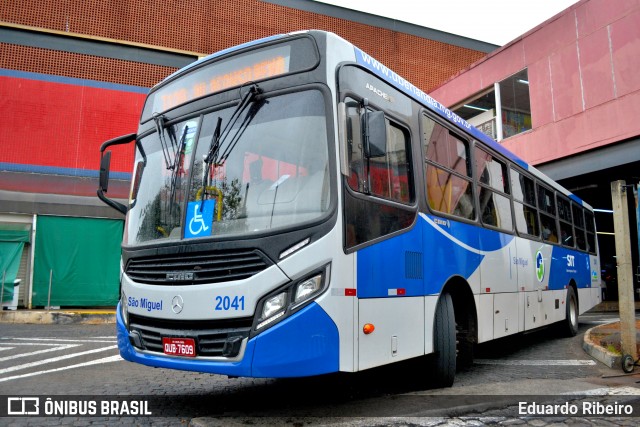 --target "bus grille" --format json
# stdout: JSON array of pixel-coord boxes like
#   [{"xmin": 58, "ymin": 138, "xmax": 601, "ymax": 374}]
[
  {"xmin": 128, "ymin": 314, "xmax": 253, "ymax": 358},
  {"xmin": 125, "ymin": 249, "xmax": 270, "ymax": 285}
]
